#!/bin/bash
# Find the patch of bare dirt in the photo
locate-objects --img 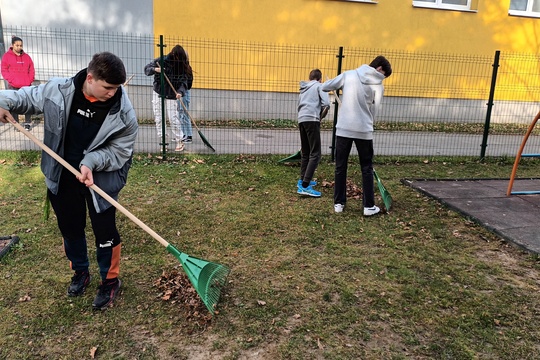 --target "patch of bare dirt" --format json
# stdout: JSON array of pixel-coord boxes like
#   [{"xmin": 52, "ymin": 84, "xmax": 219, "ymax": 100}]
[{"xmin": 475, "ymin": 246, "xmax": 540, "ymax": 290}]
